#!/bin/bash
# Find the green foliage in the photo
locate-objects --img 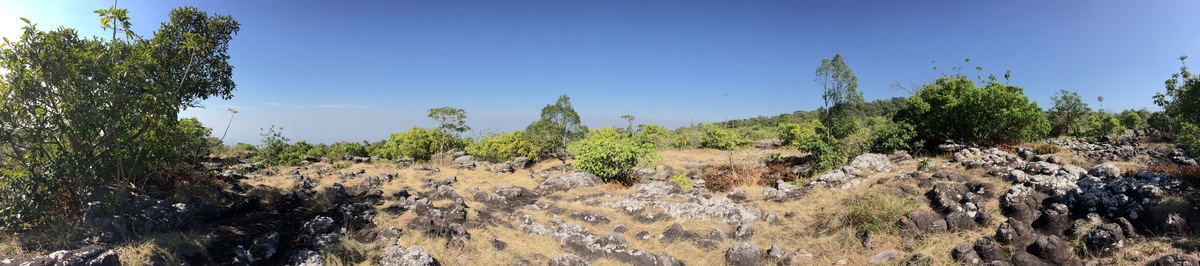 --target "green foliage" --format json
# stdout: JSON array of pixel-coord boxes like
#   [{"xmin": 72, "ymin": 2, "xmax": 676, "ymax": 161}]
[
  {"xmin": 778, "ymin": 122, "xmax": 821, "ymax": 147},
  {"xmin": 669, "ymin": 173, "xmax": 693, "ymax": 192},
  {"xmin": 0, "ymin": 6, "xmax": 239, "ymax": 227},
  {"xmin": 467, "ymin": 130, "xmax": 539, "ymax": 163},
  {"xmin": 1079, "ymin": 112, "xmax": 1125, "ymax": 140},
  {"xmin": 382, "ymin": 127, "xmax": 437, "ymax": 161},
  {"xmin": 1048, "ymin": 90, "xmax": 1092, "ymax": 136},
  {"xmin": 278, "ymin": 141, "xmax": 315, "ymax": 166},
  {"xmin": 848, "ymin": 190, "xmax": 918, "ymax": 234},
  {"xmin": 329, "ymin": 141, "xmax": 368, "ymax": 158},
  {"xmin": 1118, "ymin": 109, "xmax": 1145, "ymax": 129},
  {"xmin": 790, "ymin": 120, "xmax": 844, "ymax": 174},
  {"xmin": 814, "ymin": 53, "xmax": 865, "ymax": 139},
  {"xmin": 1147, "ymin": 111, "xmax": 1178, "ymax": 135},
  {"xmin": 139, "ymin": 117, "xmax": 216, "ymax": 164},
  {"xmin": 306, "ymin": 143, "xmax": 328, "ymax": 158},
  {"xmin": 229, "ymin": 143, "xmax": 257, "ymax": 155},
  {"xmin": 1155, "ymin": 55, "xmax": 1200, "ymax": 127},
  {"xmin": 700, "ymin": 124, "xmax": 744, "ymax": 150},
  {"xmin": 428, "ymin": 106, "xmax": 470, "ymax": 160},
  {"xmin": 896, "ymin": 74, "xmax": 1050, "ymax": 145},
  {"xmin": 256, "ymin": 126, "xmax": 290, "ymax": 166},
  {"xmin": 526, "ymin": 94, "xmax": 588, "ymax": 163},
  {"xmin": 669, "ymin": 126, "xmax": 702, "ymax": 149},
  {"xmin": 633, "ymin": 124, "xmax": 672, "ymax": 148},
  {"xmin": 332, "ymin": 162, "xmax": 351, "ymax": 170},
  {"xmin": 867, "ymin": 121, "xmax": 923, "ymax": 154},
  {"xmin": 1178, "ymin": 123, "xmax": 1200, "ymax": 157},
  {"xmin": 568, "ymin": 127, "xmax": 660, "ymax": 183}
]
